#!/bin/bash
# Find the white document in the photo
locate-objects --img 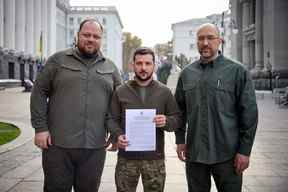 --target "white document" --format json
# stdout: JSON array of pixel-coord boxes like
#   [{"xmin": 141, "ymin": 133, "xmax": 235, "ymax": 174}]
[{"xmin": 125, "ymin": 109, "xmax": 156, "ymax": 151}]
